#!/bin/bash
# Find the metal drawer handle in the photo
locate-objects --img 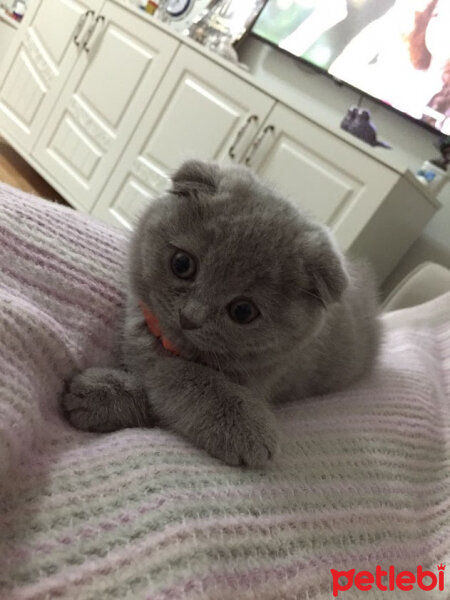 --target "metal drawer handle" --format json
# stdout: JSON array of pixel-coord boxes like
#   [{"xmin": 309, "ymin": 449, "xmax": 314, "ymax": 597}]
[
  {"xmin": 74, "ymin": 10, "xmax": 94, "ymax": 46},
  {"xmin": 228, "ymin": 114, "xmax": 258, "ymax": 159},
  {"xmin": 83, "ymin": 14, "xmax": 105, "ymax": 53},
  {"xmin": 245, "ymin": 124, "xmax": 275, "ymax": 167}
]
